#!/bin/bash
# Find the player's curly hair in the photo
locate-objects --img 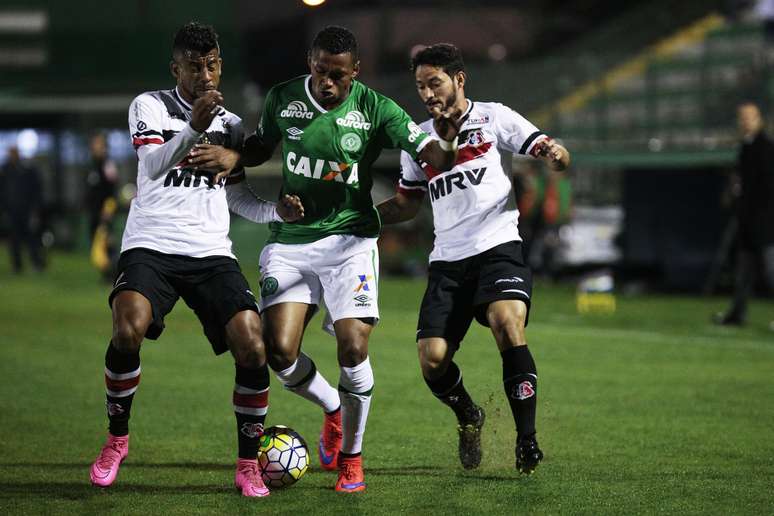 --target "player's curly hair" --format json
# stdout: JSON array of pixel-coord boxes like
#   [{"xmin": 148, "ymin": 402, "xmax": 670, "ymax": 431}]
[
  {"xmin": 411, "ymin": 43, "xmax": 465, "ymax": 77},
  {"xmin": 172, "ymin": 21, "xmax": 219, "ymax": 58},
  {"xmin": 310, "ymin": 25, "xmax": 358, "ymax": 60}
]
